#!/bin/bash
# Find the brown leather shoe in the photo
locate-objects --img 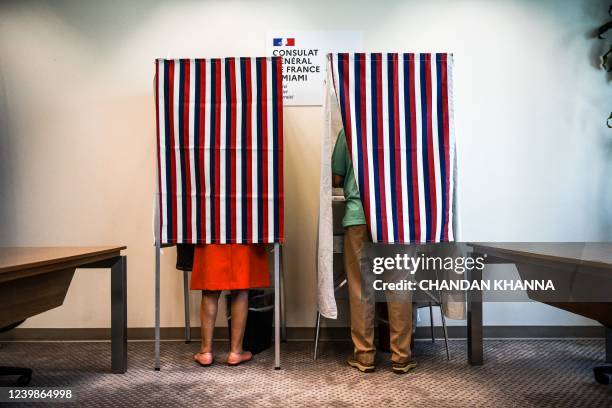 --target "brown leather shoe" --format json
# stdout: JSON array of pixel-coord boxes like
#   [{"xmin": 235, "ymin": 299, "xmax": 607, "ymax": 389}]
[
  {"xmin": 347, "ymin": 358, "xmax": 375, "ymax": 373},
  {"xmin": 392, "ymin": 360, "xmax": 417, "ymax": 374}
]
